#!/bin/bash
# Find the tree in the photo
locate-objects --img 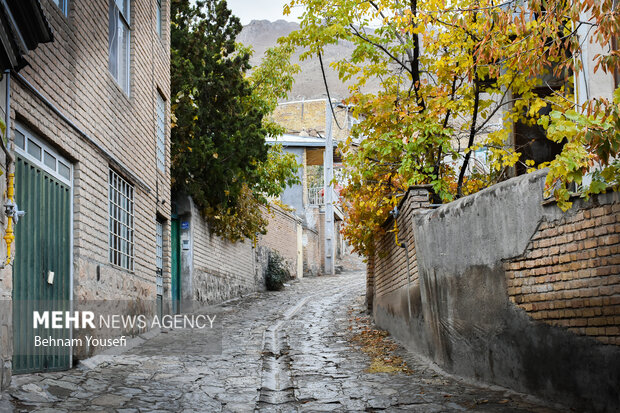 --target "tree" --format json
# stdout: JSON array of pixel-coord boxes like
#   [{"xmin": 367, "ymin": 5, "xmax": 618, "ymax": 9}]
[
  {"xmin": 171, "ymin": 0, "xmax": 300, "ymax": 242},
  {"xmin": 284, "ymin": 0, "xmax": 619, "ymax": 256}
]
